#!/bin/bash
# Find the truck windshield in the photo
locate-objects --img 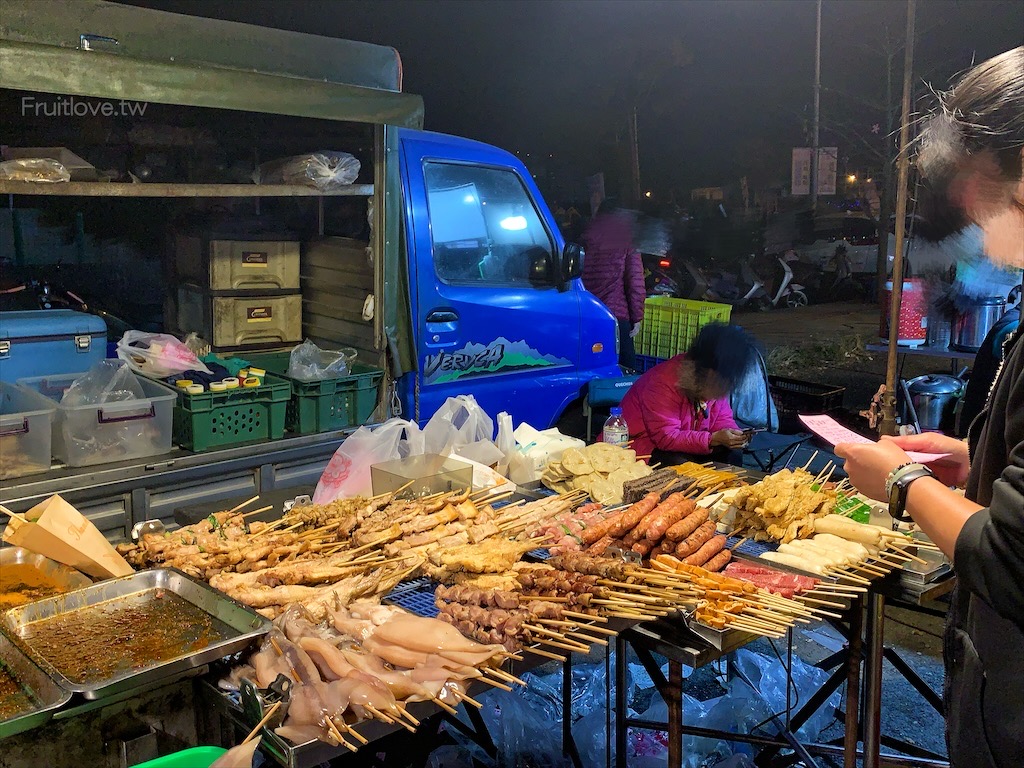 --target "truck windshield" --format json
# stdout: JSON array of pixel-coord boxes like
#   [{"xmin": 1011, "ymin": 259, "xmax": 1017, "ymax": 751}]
[{"xmin": 424, "ymin": 162, "xmax": 555, "ymax": 286}]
